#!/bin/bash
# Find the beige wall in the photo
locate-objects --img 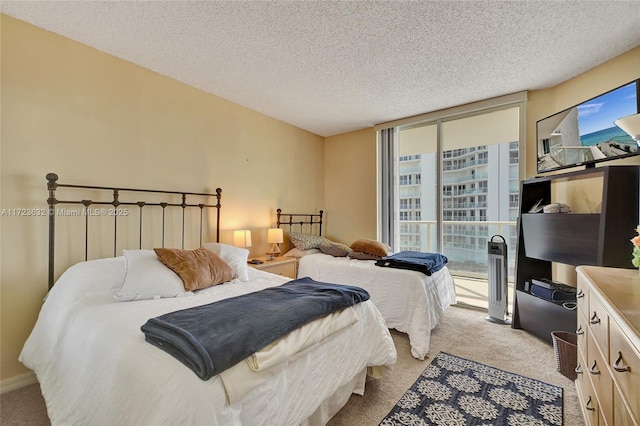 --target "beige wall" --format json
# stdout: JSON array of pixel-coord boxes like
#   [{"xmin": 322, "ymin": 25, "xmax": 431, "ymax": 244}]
[
  {"xmin": 525, "ymin": 46, "xmax": 640, "ymax": 178},
  {"xmin": 0, "ymin": 15, "xmax": 324, "ymax": 384},
  {"xmin": 324, "ymin": 127, "xmax": 378, "ymax": 245}
]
